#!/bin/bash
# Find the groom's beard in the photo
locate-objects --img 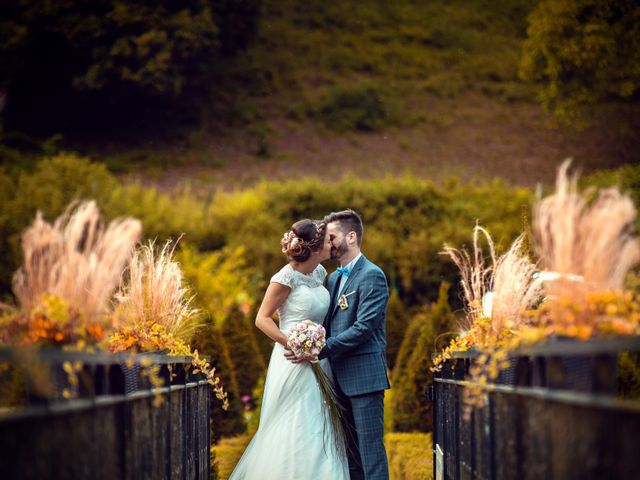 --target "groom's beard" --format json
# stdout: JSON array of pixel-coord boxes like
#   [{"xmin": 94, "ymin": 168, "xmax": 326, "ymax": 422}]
[{"xmin": 331, "ymin": 240, "xmax": 348, "ymax": 260}]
